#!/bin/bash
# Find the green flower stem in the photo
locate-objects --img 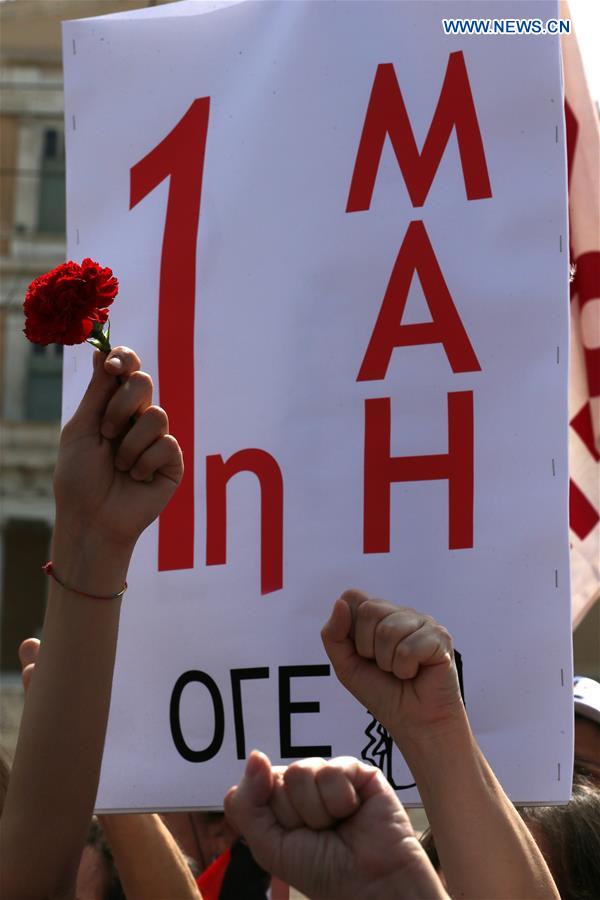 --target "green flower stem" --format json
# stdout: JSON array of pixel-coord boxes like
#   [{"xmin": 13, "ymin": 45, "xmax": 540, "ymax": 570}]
[{"xmin": 86, "ymin": 320, "xmax": 112, "ymax": 354}]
